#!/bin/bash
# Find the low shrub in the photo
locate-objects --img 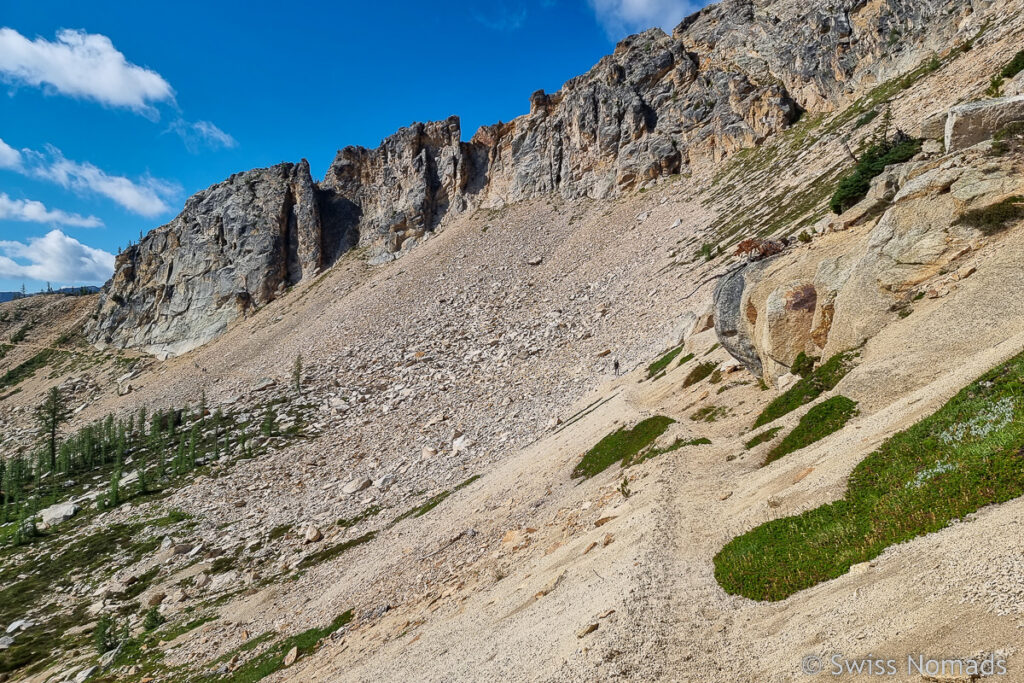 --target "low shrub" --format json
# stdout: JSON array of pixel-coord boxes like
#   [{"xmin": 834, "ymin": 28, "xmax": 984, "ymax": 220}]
[
  {"xmin": 830, "ymin": 137, "xmax": 922, "ymax": 214},
  {"xmin": 790, "ymin": 352, "xmax": 817, "ymax": 379},
  {"xmin": 143, "ymin": 607, "xmax": 164, "ymax": 632},
  {"xmin": 573, "ymin": 416, "xmax": 675, "ymax": 478},
  {"xmin": 754, "ymin": 352, "xmax": 855, "ymax": 427},
  {"xmin": 762, "ymin": 396, "xmax": 858, "ymax": 466}
]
